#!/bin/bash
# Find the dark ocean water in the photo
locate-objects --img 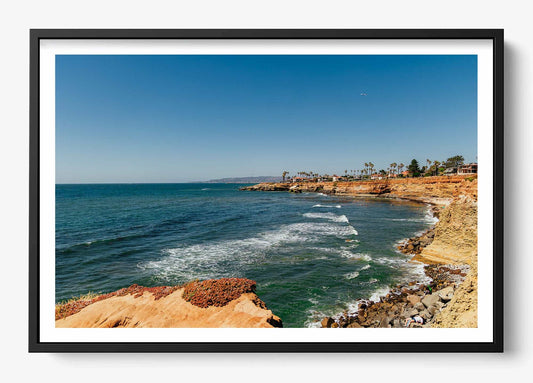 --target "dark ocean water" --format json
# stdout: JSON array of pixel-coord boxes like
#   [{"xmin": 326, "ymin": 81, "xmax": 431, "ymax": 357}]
[{"xmin": 55, "ymin": 183, "xmax": 435, "ymax": 327}]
